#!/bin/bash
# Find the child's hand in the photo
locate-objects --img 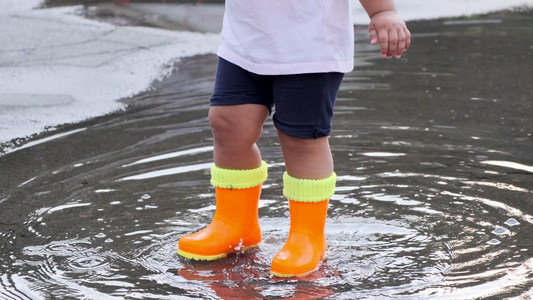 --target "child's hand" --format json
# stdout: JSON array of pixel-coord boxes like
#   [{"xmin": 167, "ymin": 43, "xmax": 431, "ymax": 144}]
[{"xmin": 368, "ymin": 11, "xmax": 411, "ymax": 59}]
